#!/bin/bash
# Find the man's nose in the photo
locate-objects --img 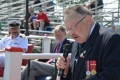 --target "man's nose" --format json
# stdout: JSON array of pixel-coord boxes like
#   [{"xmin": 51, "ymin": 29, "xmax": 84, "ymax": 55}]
[{"xmin": 68, "ymin": 30, "xmax": 74, "ymax": 35}]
